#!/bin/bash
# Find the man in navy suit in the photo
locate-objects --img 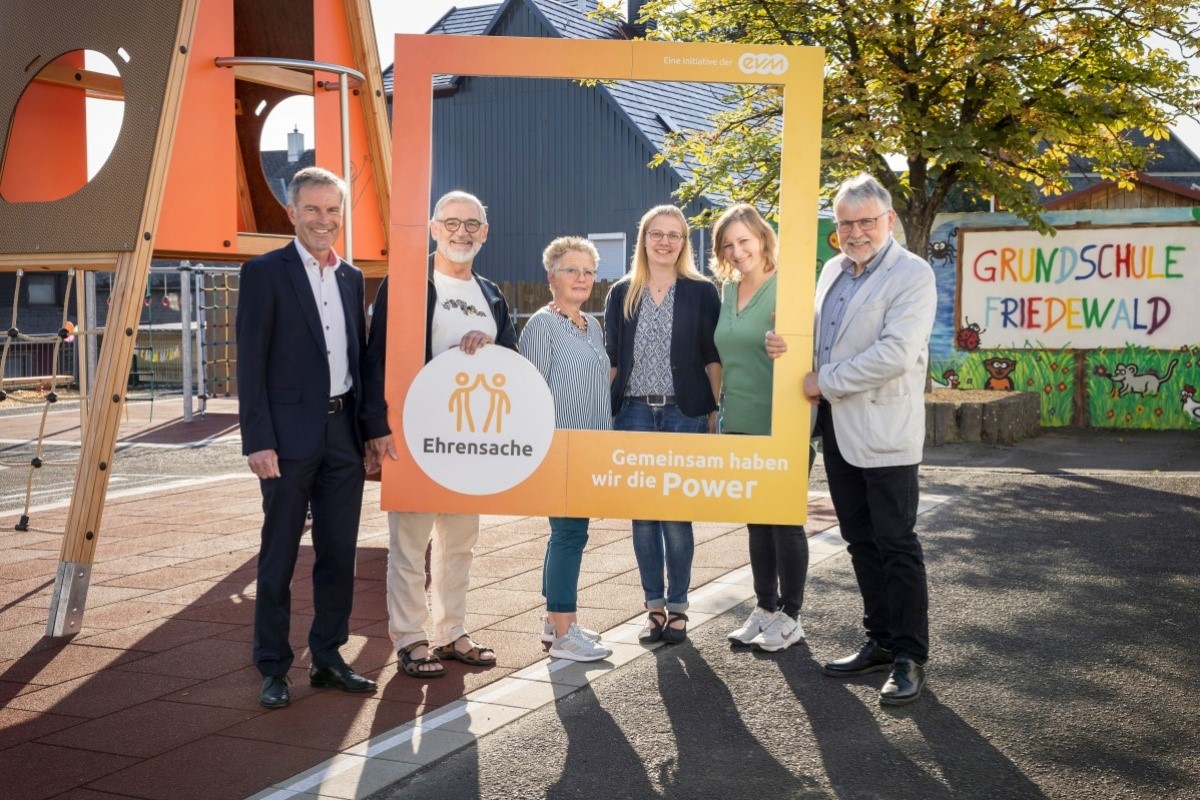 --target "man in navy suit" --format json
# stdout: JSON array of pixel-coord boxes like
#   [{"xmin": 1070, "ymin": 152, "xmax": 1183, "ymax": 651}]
[{"xmin": 237, "ymin": 166, "xmax": 377, "ymax": 709}]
